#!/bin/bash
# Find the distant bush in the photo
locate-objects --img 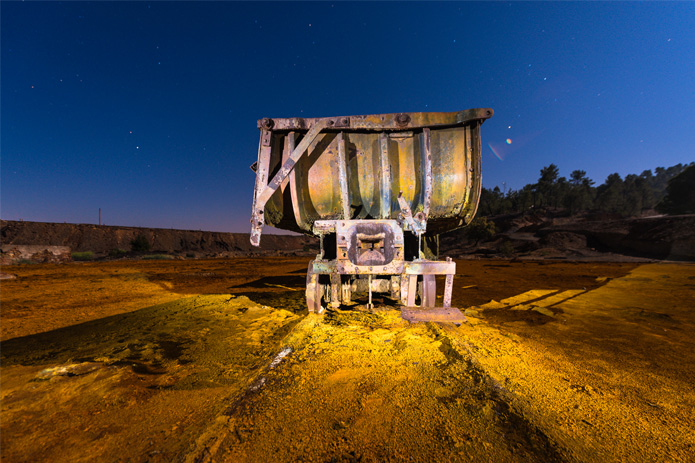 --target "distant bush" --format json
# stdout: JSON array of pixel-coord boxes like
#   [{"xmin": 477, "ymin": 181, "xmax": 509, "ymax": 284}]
[
  {"xmin": 499, "ymin": 241, "xmax": 515, "ymax": 258},
  {"xmin": 72, "ymin": 251, "xmax": 94, "ymax": 261},
  {"xmin": 142, "ymin": 254, "xmax": 174, "ymax": 260},
  {"xmin": 130, "ymin": 234, "xmax": 150, "ymax": 252},
  {"xmin": 108, "ymin": 249, "xmax": 128, "ymax": 257},
  {"xmin": 464, "ymin": 217, "xmax": 497, "ymax": 244}
]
